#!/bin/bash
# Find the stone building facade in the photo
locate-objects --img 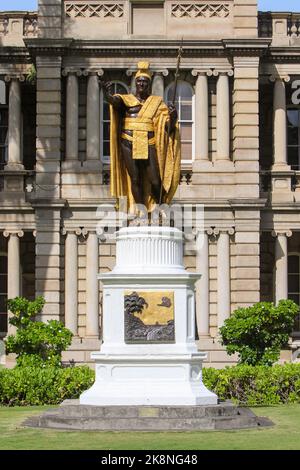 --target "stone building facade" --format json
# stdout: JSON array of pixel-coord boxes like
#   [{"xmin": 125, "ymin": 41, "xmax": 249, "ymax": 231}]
[{"xmin": 0, "ymin": 0, "xmax": 300, "ymax": 367}]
